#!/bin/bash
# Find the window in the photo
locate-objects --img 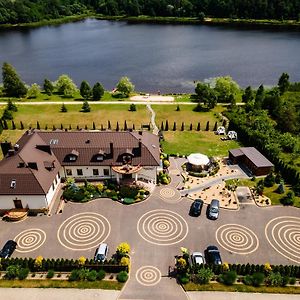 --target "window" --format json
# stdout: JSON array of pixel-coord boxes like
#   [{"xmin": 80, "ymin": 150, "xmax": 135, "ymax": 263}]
[
  {"xmin": 52, "ymin": 183, "xmax": 55, "ymax": 190},
  {"xmin": 93, "ymin": 169, "xmax": 99, "ymax": 176},
  {"xmin": 69, "ymin": 156, "xmax": 76, "ymax": 161},
  {"xmin": 58, "ymin": 172, "xmax": 61, "ymax": 179},
  {"xmin": 103, "ymin": 169, "xmax": 109, "ymax": 176},
  {"xmin": 77, "ymin": 169, "xmax": 83, "ymax": 176},
  {"xmin": 66, "ymin": 169, "xmax": 72, "ymax": 176},
  {"xmin": 96, "ymin": 155, "xmax": 104, "ymax": 161}
]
